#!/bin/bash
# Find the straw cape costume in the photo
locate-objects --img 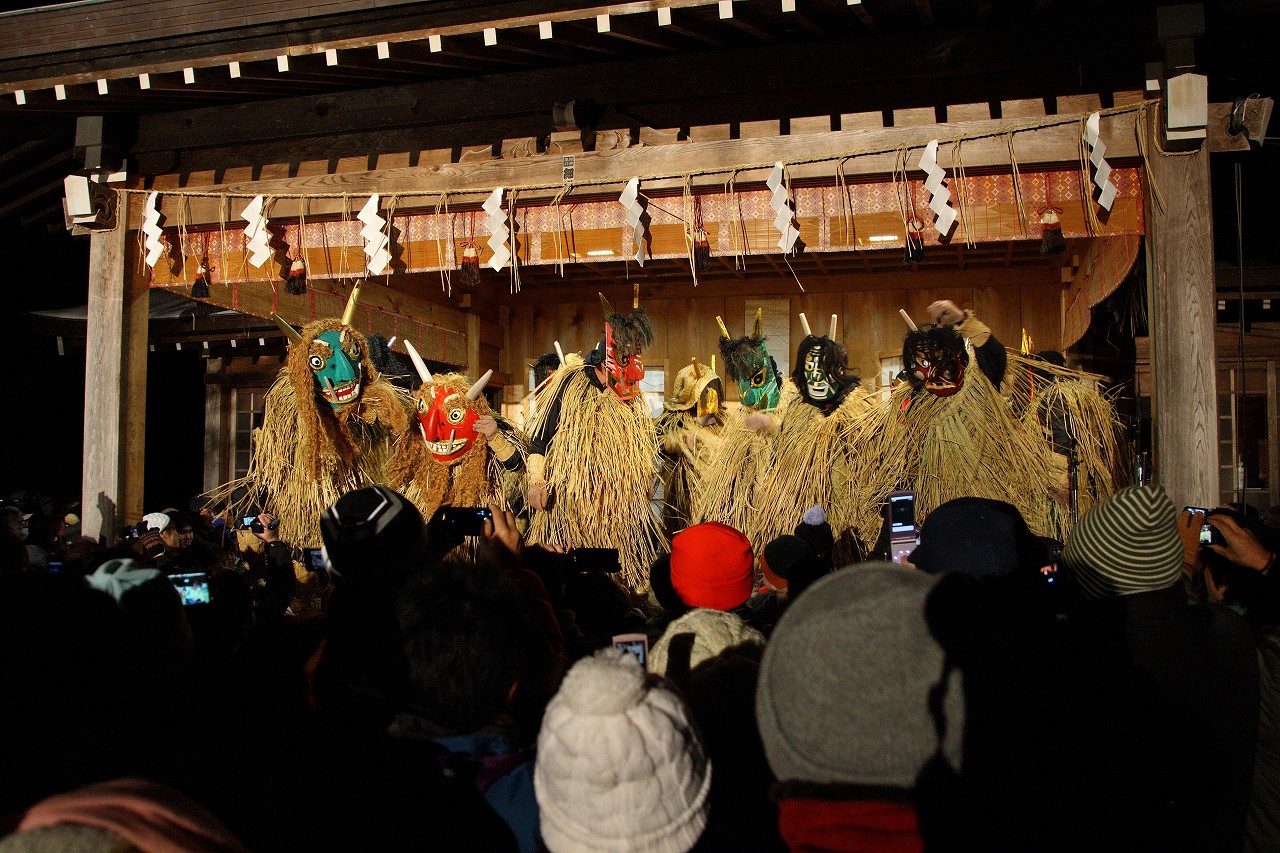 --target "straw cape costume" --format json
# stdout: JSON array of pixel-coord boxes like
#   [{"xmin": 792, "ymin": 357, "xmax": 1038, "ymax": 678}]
[
  {"xmin": 746, "ymin": 313, "xmax": 883, "ymax": 561},
  {"xmin": 693, "ymin": 310, "xmax": 788, "ymax": 552},
  {"xmin": 220, "ymin": 283, "xmax": 412, "ymax": 547},
  {"xmin": 655, "ymin": 358, "xmax": 725, "ymax": 536},
  {"xmin": 1005, "ymin": 349, "xmax": 1127, "ymax": 534},
  {"xmin": 866, "ymin": 301, "xmax": 1060, "ymax": 537},
  {"xmin": 525, "ymin": 295, "xmax": 664, "ymax": 593},
  {"xmin": 386, "ymin": 340, "xmax": 526, "ymax": 521}
]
